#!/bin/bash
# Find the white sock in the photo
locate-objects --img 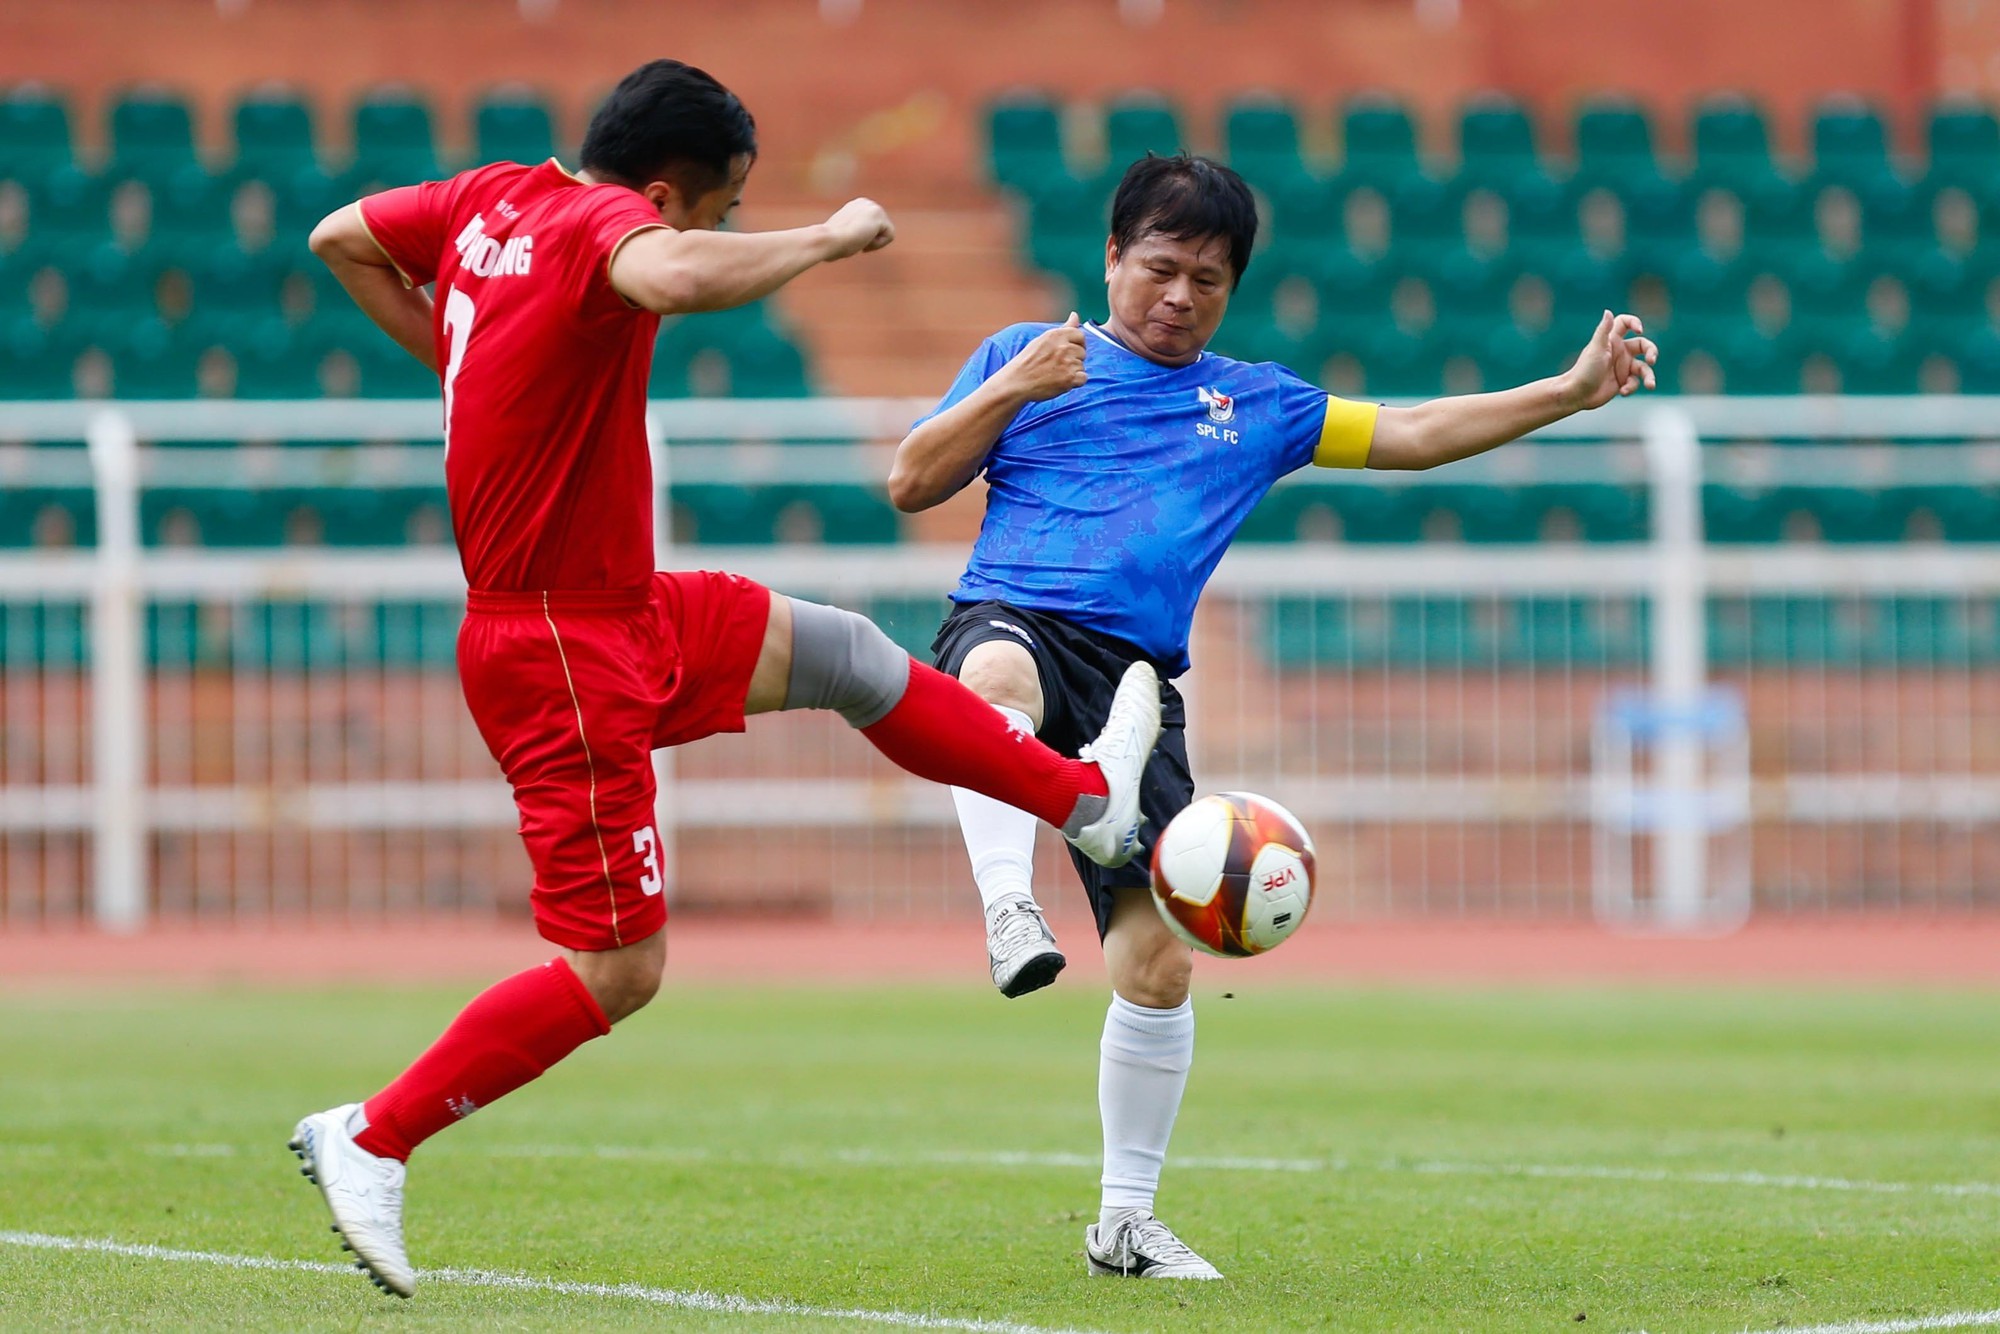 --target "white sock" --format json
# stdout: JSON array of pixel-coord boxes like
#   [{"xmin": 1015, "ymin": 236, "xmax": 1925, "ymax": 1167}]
[
  {"xmin": 1098, "ymin": 992, "xmax": 1194, "ymax": 1228},
  {"xmin": 950, "ymin": 704, "xmax": 1040, "ymax": 915}
]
